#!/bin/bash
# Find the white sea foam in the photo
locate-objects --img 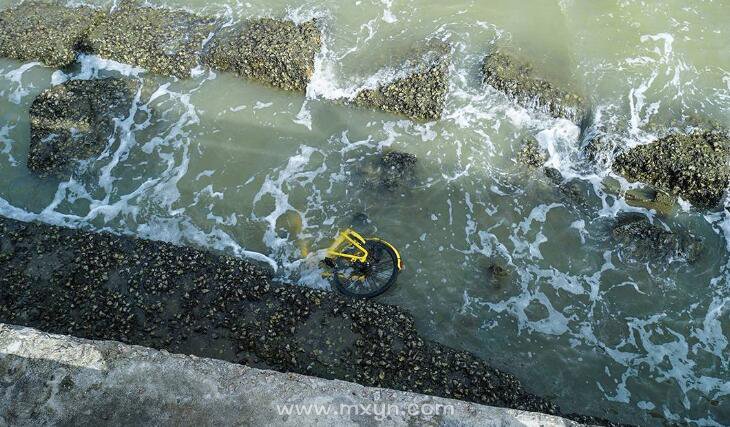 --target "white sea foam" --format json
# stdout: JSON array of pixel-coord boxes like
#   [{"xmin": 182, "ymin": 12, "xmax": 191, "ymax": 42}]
[
  {"xmin": 3, "ymin": 62, "xmax": 42, "ymax": 104},
  {"xmin": 381, "ymin": 0, "xmax": 397, "ymax": 23},
  {"xmin": 52, "ymin": 54, "xmax": 145, "ymax": 84},
  {"xmin": 0, "ymin": 124, "xmax": 17, "ymax": 166}
]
